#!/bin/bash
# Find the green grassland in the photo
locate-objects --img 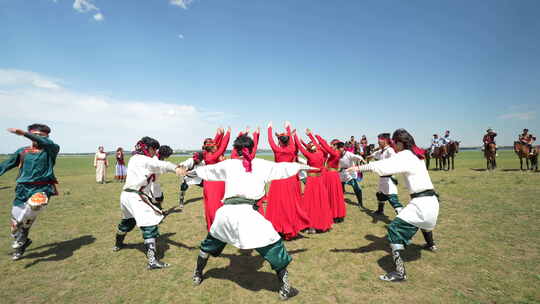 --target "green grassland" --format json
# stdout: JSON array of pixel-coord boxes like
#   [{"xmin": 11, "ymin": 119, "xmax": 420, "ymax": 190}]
[{"xmin": 0, "ymin": 151, "xmax": 539, "ymax": 304}]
